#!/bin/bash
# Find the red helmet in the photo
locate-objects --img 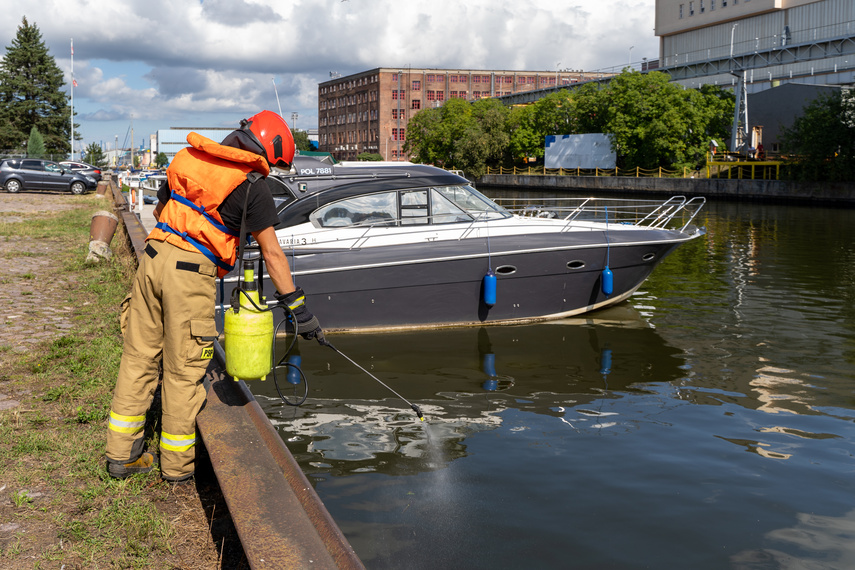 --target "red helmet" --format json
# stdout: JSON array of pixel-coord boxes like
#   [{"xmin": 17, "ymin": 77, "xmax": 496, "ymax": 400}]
[{"xmin": 240, "ymin": 110, "xmax": 295, "ymax": 168}]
